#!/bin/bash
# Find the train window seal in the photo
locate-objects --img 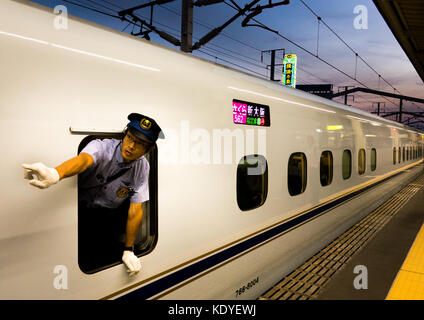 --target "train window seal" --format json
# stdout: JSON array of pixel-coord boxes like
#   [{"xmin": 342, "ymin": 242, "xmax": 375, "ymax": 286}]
[
  {"xmin": 320, "ymin": 151, "xmax": 333, "ymax": 187},
  {"xmin": 342, "ymin": 149, "xmax": 352, "ymax": 180},
  {"xmin": 288, "ymin": 152, "xmax": 307, "ymax": 196},
  {"xmin": 236, "ymin": 154, "xmax": 268, "ymax": 211},
  {"xmin": 77, "ymin": 134, "xmax": 158, "ymax": 274},
  {"xmin": 371, "ymin": 148, "xmax": 377, "ymax": 171},
  {"xmin": 393, "ymin": 147, "xmax": 396, "ymax": 165},
  {"xmin": 358, "ymin": 149, "xmax": 366, "ymax": 175}
]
